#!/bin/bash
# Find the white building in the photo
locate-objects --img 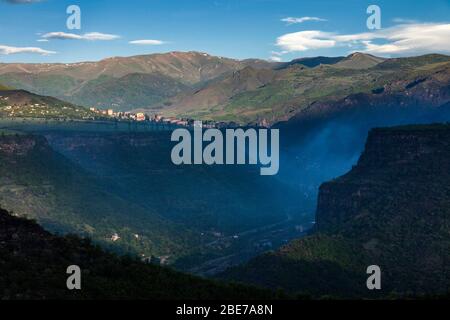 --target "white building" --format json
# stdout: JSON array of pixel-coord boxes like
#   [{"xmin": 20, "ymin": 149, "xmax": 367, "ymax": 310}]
[{"xmin": 136, "ymin": 113, "xmax": 146, "ymax": 121}]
